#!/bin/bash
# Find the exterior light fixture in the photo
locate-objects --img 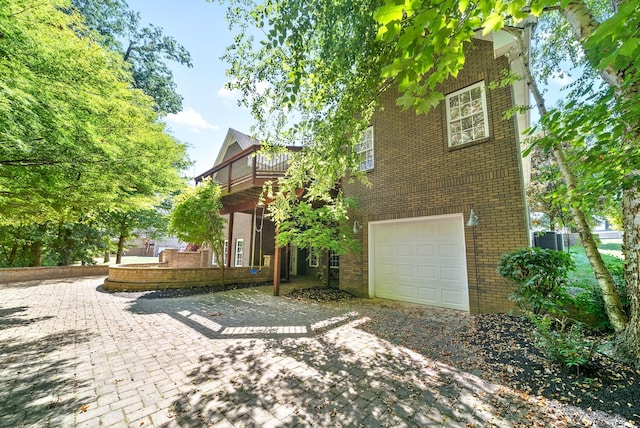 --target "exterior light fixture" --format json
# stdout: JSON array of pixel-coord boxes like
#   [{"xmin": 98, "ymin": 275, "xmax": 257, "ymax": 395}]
[
  {"xmin": 466, "ymin": 207, "xmax": 481, "ymax": 312},
  {"xmin": 353, "ymin": 220, "xmax": 363, "ymax": 234},
  {"xmin": 467, "ymin": 208, "xmax": 479, "ymax": 227}
]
